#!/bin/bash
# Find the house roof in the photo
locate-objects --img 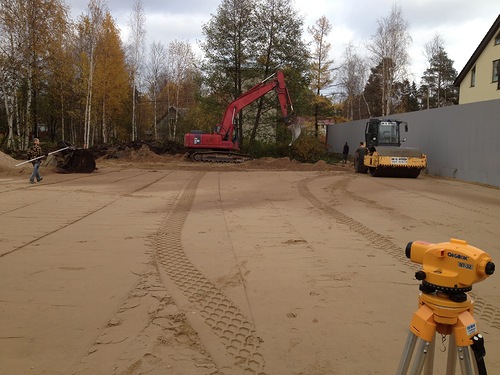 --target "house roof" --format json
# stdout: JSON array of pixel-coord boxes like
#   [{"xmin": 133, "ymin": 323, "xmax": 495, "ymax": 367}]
[{"xmin": 454, "ymin": 14, "xmax": 500, "ymax": 87}]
